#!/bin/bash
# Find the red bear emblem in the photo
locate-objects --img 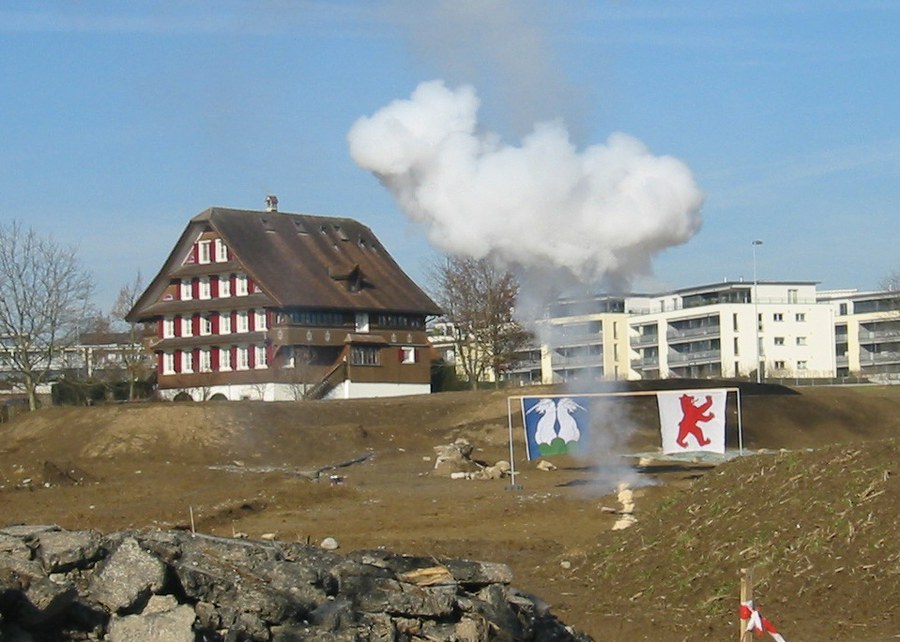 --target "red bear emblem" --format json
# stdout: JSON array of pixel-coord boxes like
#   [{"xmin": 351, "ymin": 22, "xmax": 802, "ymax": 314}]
[{"xmin": 677, "ymin": 394, "xmax": 714, "ymax": 448}]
